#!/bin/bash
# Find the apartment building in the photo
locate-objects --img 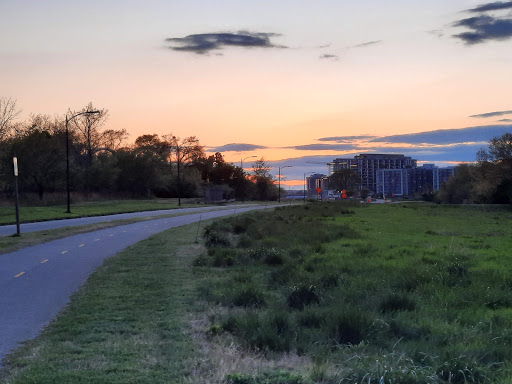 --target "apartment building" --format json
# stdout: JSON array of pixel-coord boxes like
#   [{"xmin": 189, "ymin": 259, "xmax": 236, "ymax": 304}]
[{"xmin": 328, "ymin": 154, "xmax": 416, "ymax": 194}]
